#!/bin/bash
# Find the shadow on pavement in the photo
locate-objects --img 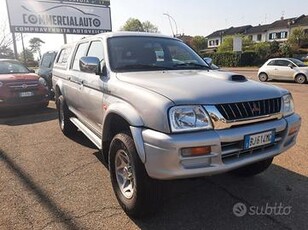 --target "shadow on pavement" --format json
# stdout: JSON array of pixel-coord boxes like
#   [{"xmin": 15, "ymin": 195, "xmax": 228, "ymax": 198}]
[
  {"xmin": 127, "ymin": 164, "xmax": 307, "ymax": 230},
  {"xmin": 0, "ymin": 106, "xmax": 57, "ymax": 126},
  {"xmin": 0, "ymin": 149, "xmax": 83, "ymax": 230},
  {"xmin": 66, "ymin": 131, "xmax": 98, "ymax": 150}
]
